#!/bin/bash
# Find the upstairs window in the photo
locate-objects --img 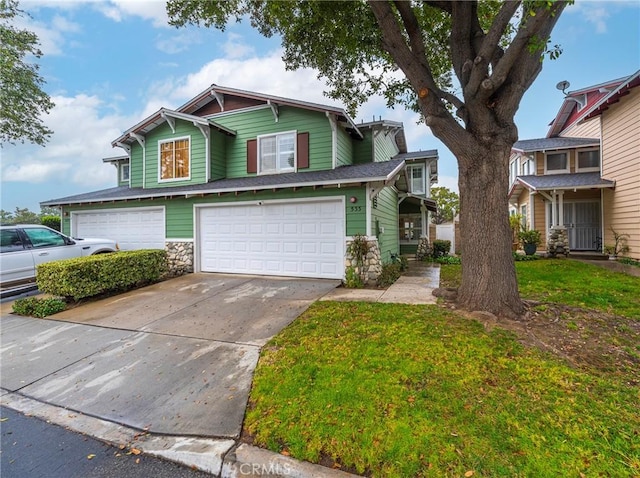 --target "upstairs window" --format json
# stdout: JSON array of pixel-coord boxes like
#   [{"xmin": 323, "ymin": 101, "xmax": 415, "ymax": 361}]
[
  {"xmin": 407, "ymin": 164, "xmax": 426, "ymax": 195},
  {"xmin": 258, "ymin": 131, "xmax": 296, "ymax": 174},
  {"xmin": 120, "ymin": 163, "xmax": 130, "ymax": 182},
  {"xmin": 545, "ymin": 152, "xmax": 569, "ymax": 174},
  {"xmin": 159, "ymin": 137, "xmax": 190, "ymax": 181},
  {"xmin": 577, "ymin": 149, "xmax": 600, "ymax": 172},
  {"xmin": 521, "ymin": 157, "xmax": 535, "ymax": 176},
  {"xmin": 509, "ymin": 159, "xmax": 518, "ymax": 185}
]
